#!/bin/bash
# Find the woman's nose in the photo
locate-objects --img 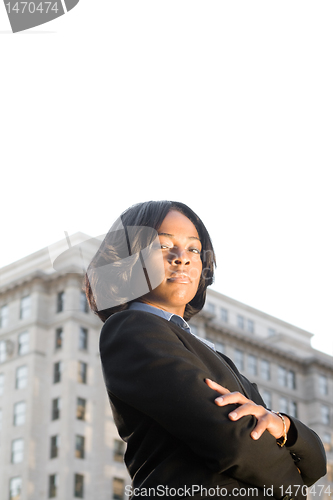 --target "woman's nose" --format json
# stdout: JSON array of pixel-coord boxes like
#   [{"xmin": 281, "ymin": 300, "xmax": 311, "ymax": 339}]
[{"xmin": 169, "ymin": 248, "xmax": 190, "ymax": 265}]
